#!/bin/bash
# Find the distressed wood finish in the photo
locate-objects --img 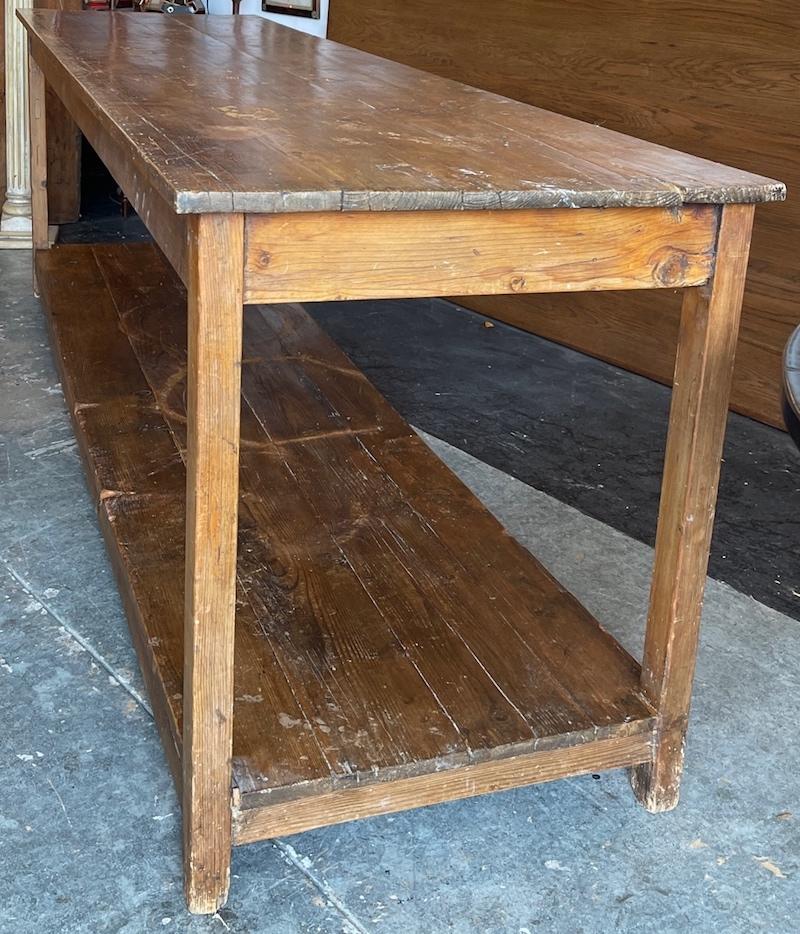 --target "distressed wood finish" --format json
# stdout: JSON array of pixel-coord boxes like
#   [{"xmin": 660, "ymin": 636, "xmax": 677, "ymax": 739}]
[
  {"xmin": 43, "ymin": 84, "xmax": 79, "ymax": 224},
  {"xmin": 234, "ymin": 732, "xmax": 652, "ymax": 844},
  {"xmin": 34, "ymin": 0, "xmax": 80, "ymax": 224},
  {"xmin": 37, "ymin": 241, "xmax": 658, "ymax": 785},
  {"xmin": 632, "ymin": 205, "xmax": 755, "ymax": 810},
  {"xmin": 244, "ymin": 206, "xmax": 717, "ymax": 303},
  {"xmin": 35, "ymin": 246, "xmax": 186, "ymax": 782},
  {"xmin": 328, "ymin": 0, "xmax": 797, "ymax": 426},
  {"xmin": 27, "ymin": 51, "xmax": 48, "ymax": 261},
  {"xmin": 183, "ymin": 215, "xmax": 244, "ymax": 914},
  {"xmin": 21, "ymin": 9, "xmax": 777, "ymax": 915},
  {"xmin": 18, "ymin": 12, "xmax": 782, "ymax": 216},
  {"xmin": 37, "ymin": 240, "xmax": 659, "ymax": 884},
  {"xmin": 23, "ymin": 28, "xmax": 189, "ymax": 281}
]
